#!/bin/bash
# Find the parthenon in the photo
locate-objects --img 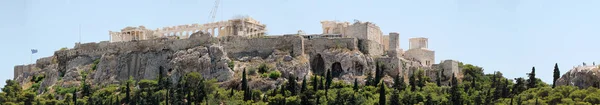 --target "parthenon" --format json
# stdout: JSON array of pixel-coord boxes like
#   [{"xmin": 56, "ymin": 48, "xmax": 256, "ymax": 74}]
[{"xmin": 109, "ymin": 17, "xmax": 267, "ymax": 42}]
